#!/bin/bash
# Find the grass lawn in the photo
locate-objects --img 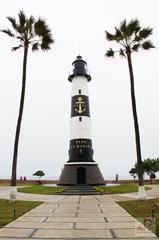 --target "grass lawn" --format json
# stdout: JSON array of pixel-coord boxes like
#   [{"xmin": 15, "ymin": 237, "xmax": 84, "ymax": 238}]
[
  {"xmin": 118, "ymin": 198, "xmax": 159, "ymax": 236},
  {"xmin": 95, "ymin": 184, "xmax": 151, "ymax": 194},
  {"xmin": 0, "ymin": 199, "xmax": 41, "ymax": 228},
  {"xmin": 18, "ymin": 185, "xmax": 65, "ymax": 195}
]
